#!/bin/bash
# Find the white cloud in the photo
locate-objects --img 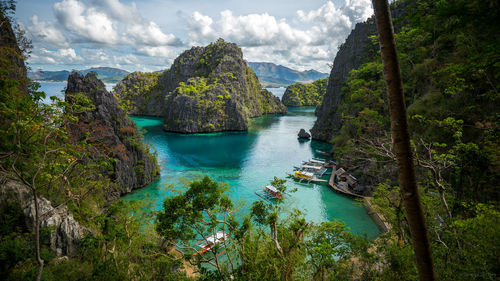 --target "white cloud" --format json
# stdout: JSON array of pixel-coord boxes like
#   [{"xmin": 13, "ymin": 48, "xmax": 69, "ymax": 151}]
[
  {"xmin": 25, "ymin": 0, "xmax": 373, "ymax": 73},
  {"xmin": 27, "ymin": 15, "xmax": 69, "ymax": 48},
  {"xmin": 187, "ymin": 0, "xmax": 373, "ymax": 72},
  {"xmin": 188, "ymin": 10, "xmax": 310, "ymax": 47},
  {"xmin": 127, "ymin": 21, "xmax": 181, "ymax": 46},
  {"xmin": 26, "ymin": 0, "xmax": 182, "ymax": 60},
  {"xmin": 136, "ymin": 46, "xmax": 175, "ymax": 58},
  {"xmin": 188, "ymin": 11, "xmax": 216, "ymax": 43},
  {"xmin": 89, "ymin": 0, "xmax": 140, "ymax": 22},
  {"xmin": 53, "ymin": 0, "xmax": 119, "ymax": 44},
  {"xmin": 30, "ymin": 47, "xmax": 83, "ymax": 65}
]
